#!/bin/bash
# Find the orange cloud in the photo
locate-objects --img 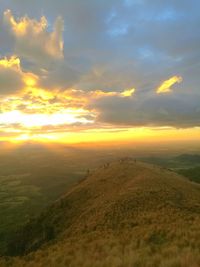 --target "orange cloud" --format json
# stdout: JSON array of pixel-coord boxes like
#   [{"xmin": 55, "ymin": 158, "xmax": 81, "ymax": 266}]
[
  {"xmin": 0, "ymin": 56, "xmax": 20, "ymax": 69},
  {"xmin": 85, "ymin": 87, "xmax": 135, "ymax": 99},
  {"xmin": 120, "ymin": 88, "xmax": 135, "ymax": 97},
  {"xmin": 156, "ymin": 76, "xmax": 182, "ymax": 94},
  {"xmin": 0, "ymin": 56, "xmax": 24, "ymax": 94},
  {"xmin": 4, "ymin": 10, "xmax": 64, "ymax": 62},
  {"xmin": 0, "ymin": 56, "xmax": 39, "ymax": 95},
  {"xmin": 4, "ymin": 10, "xmax": 47, "ymax": 35}
]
